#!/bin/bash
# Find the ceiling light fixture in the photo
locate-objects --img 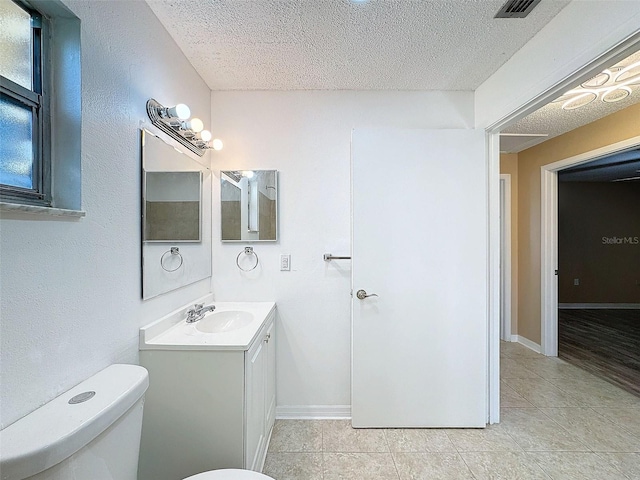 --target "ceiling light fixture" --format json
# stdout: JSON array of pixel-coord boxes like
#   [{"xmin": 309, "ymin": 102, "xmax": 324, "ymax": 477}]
[
  {"xmin": 555, "ymin": 61, "xmax": 639, "ymax": 111},
  {"xmin": 146, "ymin": 98, "xmax": 223, "ymax": 156},
  {"xmin": 602, "ymin": 86, "xmax": 632, "ymax": 103},
  {"xmin": 562, "ymin": 92, "xmax": 598, "ymax": 110},
  {"xmin": 615, "ymin": 60, "xmax": 640, "ymax": 84}
]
